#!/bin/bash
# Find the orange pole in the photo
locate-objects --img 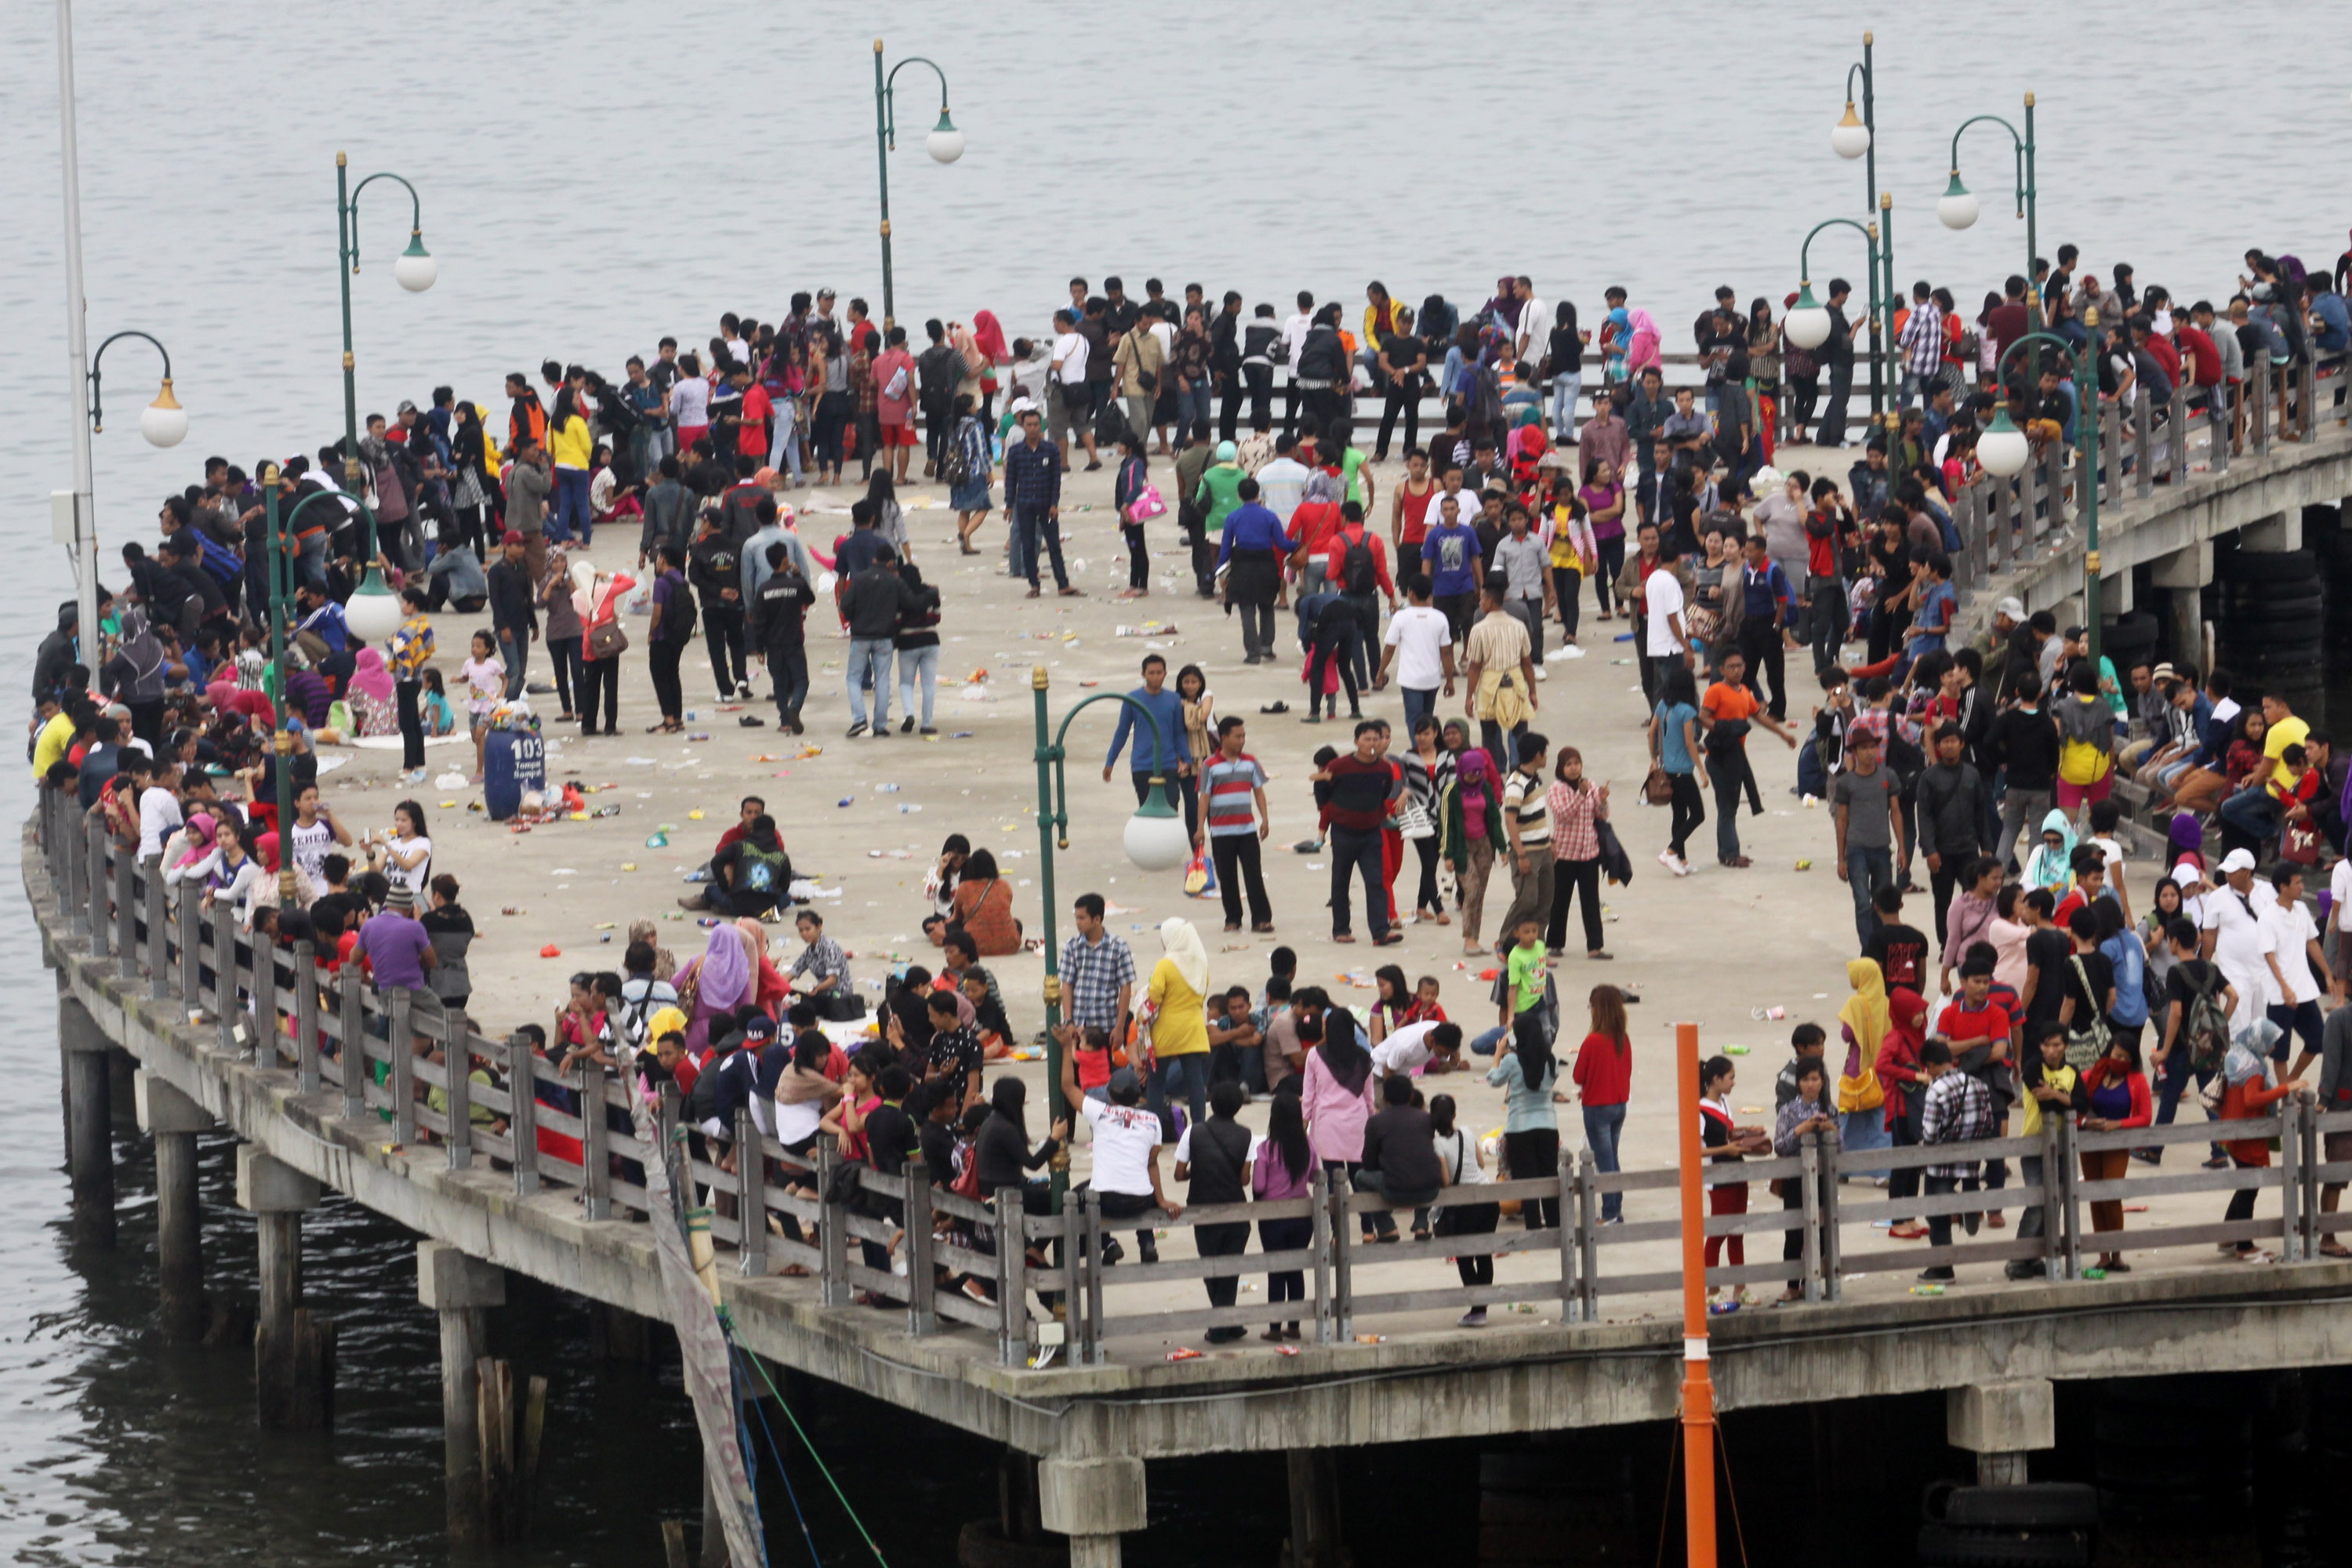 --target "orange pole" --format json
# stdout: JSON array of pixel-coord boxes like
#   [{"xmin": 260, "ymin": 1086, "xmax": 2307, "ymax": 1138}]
[{"xmin": 1675, "ymin": 1020, "xmax": 1718, "ymax": 1568}]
